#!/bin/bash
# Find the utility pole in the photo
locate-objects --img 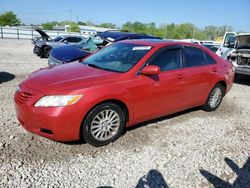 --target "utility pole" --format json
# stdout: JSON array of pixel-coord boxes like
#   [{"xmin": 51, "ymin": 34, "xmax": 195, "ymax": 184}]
[
  {"xmin": 68, "ymin": 9, "xmax": 72, "ymax": 33},
  {"xmin": 192, "ymin": 27, "xmax": 196, "ymax": 39}
]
